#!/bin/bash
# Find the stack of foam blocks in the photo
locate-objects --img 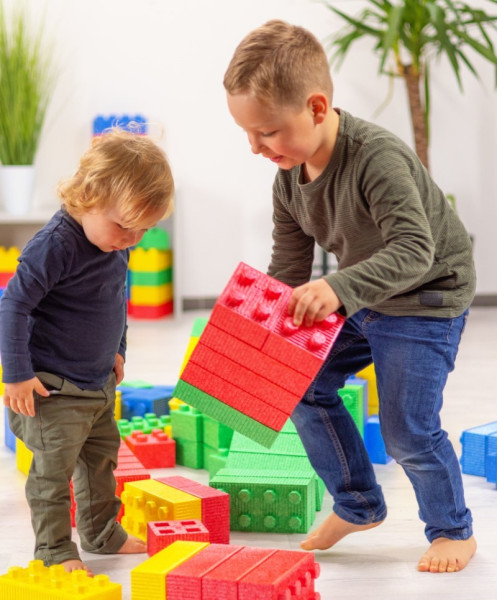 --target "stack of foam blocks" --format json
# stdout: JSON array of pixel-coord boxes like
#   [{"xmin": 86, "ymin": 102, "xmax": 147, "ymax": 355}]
[
  {"xmin": 174, "ymin": 261, "xmax": 345, "ymax": 447},
  {"xmin": 128, "ymin": 227, "xmax": 174, "ymax": 318}
]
